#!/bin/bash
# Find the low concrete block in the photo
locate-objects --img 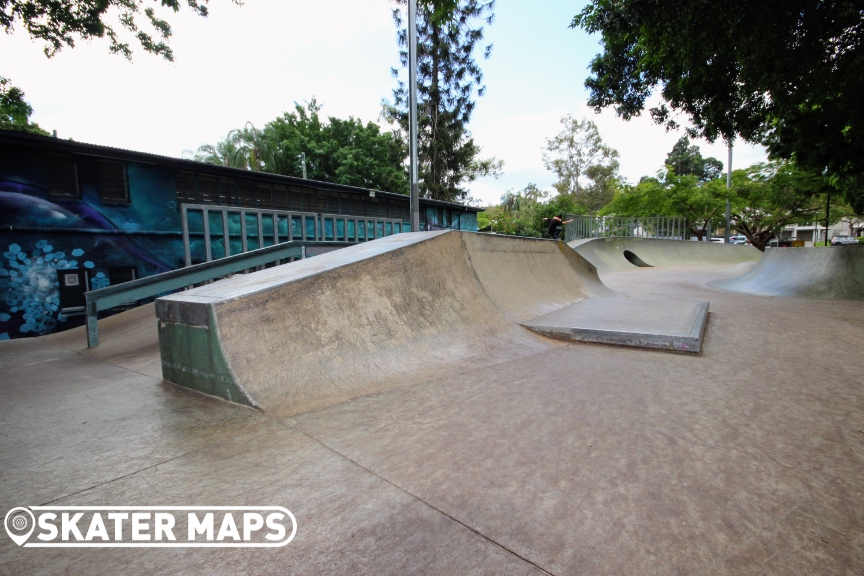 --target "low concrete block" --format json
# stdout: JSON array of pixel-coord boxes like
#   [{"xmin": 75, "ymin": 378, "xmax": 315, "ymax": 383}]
[{"xmin": 523, "ymin": 299, "xmax": 710, "ymax": 353}]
